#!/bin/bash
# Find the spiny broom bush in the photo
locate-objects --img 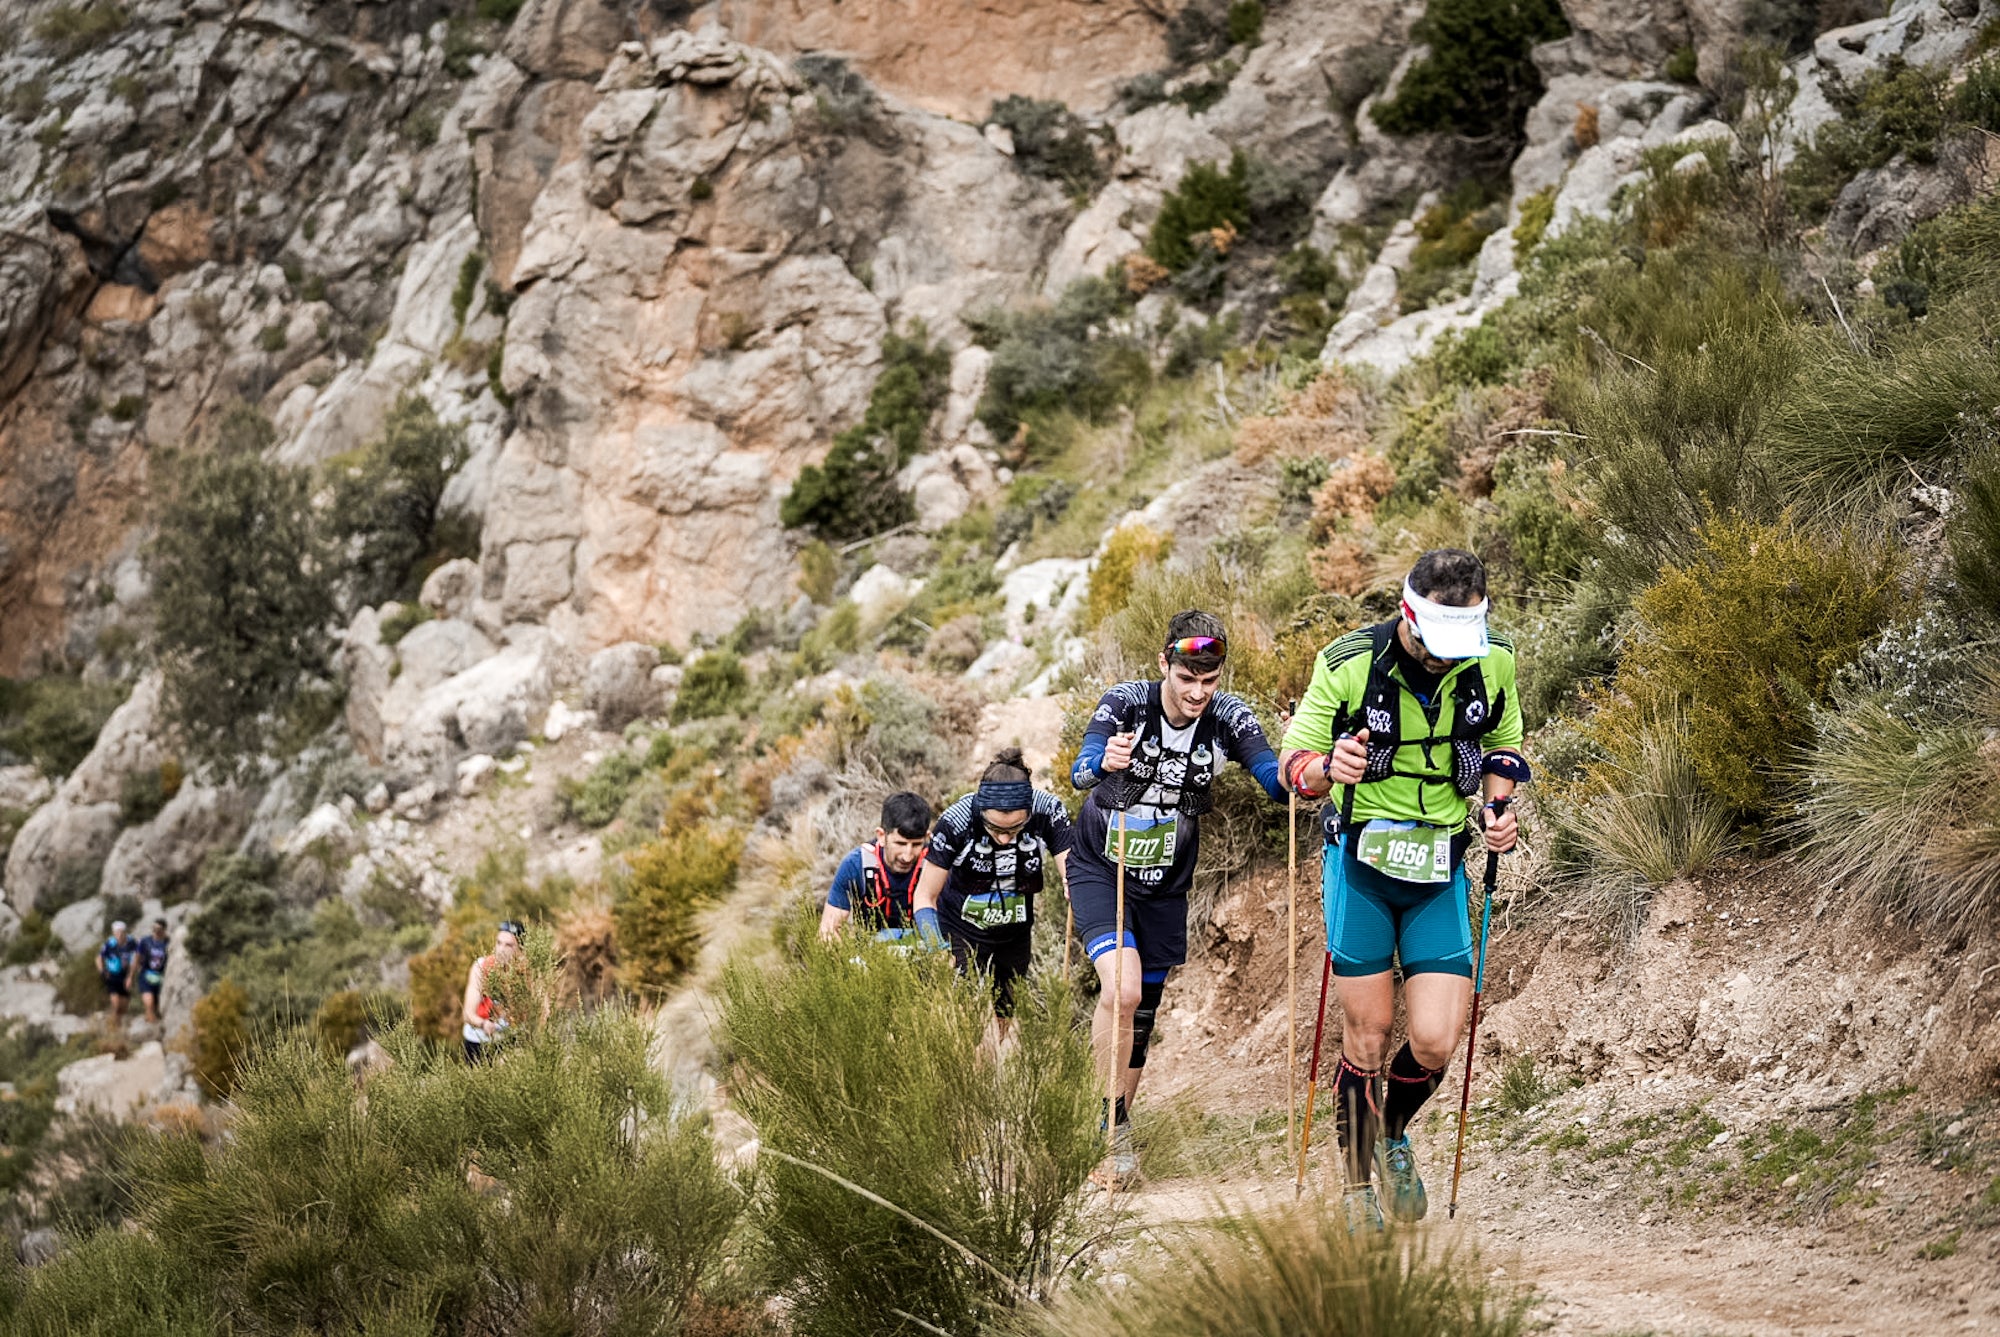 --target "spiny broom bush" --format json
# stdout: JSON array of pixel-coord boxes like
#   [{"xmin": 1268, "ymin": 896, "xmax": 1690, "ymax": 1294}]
[
  {"xmin": 1012, "ymin": 1198, "xmax": 1527, "ymax": 1337},
  {"xmin": 1618, "ymin": 515, "xmax": 1898, "ymax": 813},
  {"xmin": 720, "ymin": 934, "xmax": 1101, "ymax": 1337},
  {"xmin": 615, "ymin": 822, "xmax": 744, "ymax": 995},
  {"xmin": 1789, "ymin": 675, "xmax": 2000, "ymax": 935},
  {"xmin": 11, "ymin": 945, "xmax": 740, "ymax": 1336}
]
